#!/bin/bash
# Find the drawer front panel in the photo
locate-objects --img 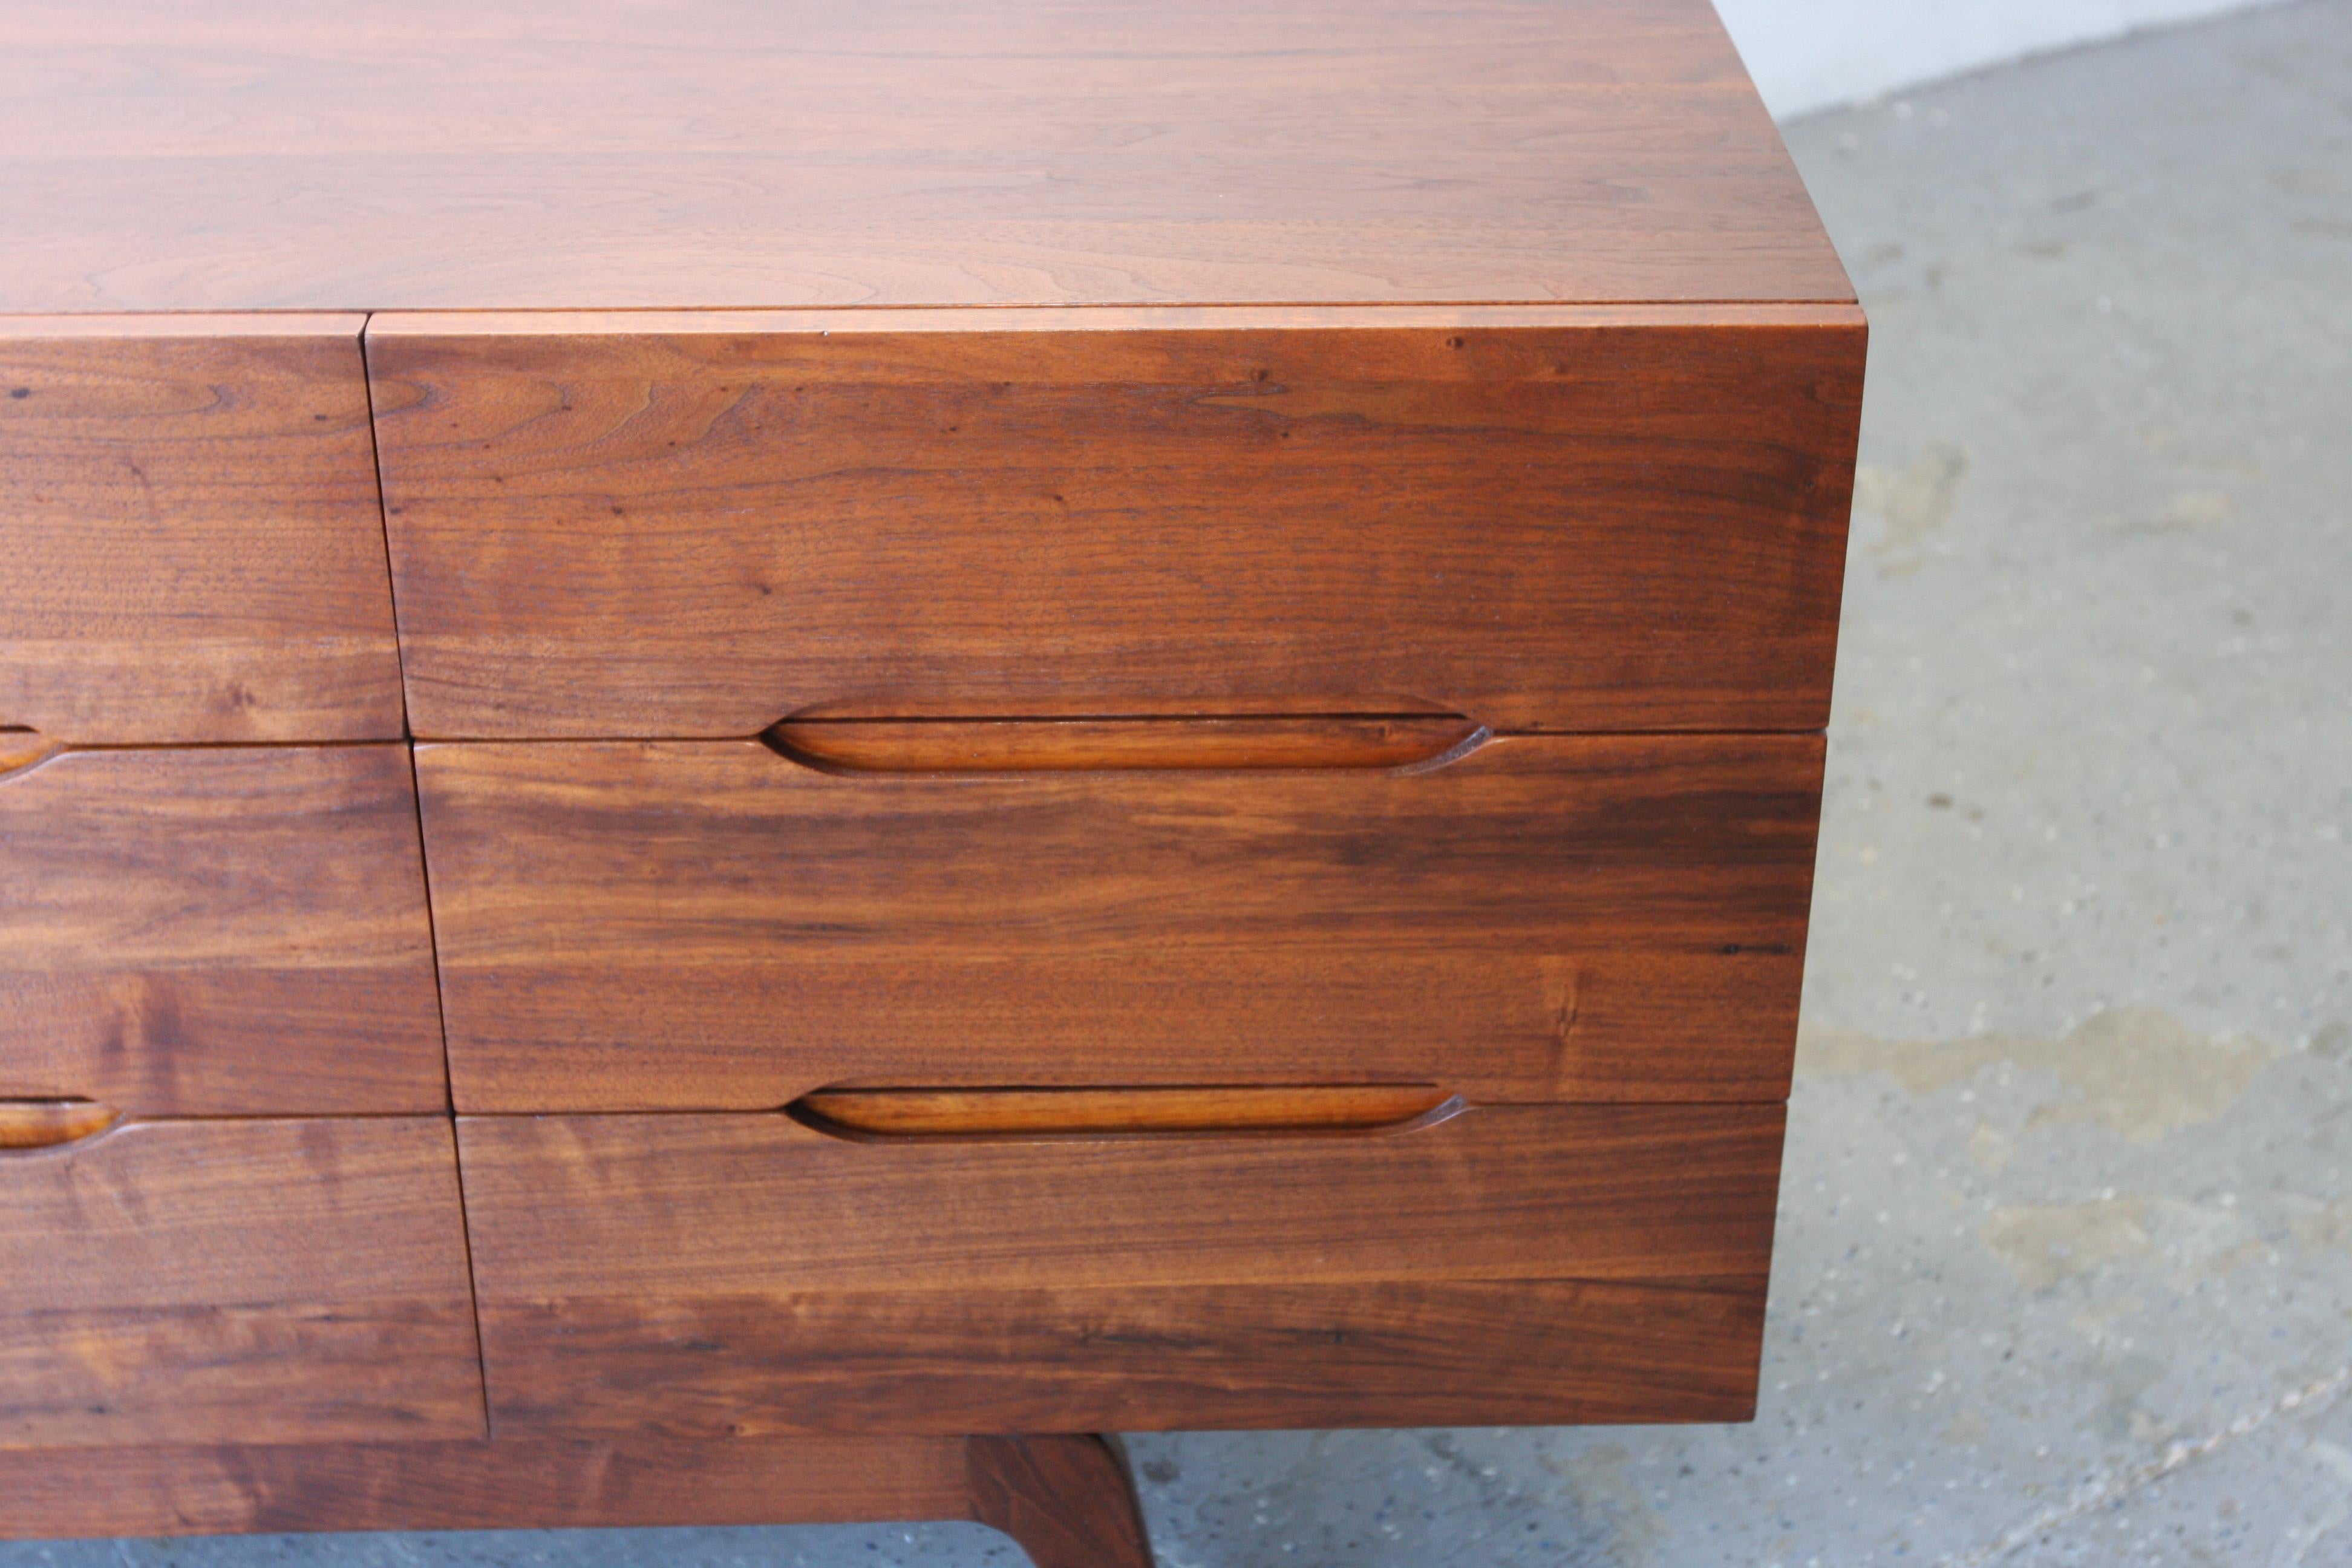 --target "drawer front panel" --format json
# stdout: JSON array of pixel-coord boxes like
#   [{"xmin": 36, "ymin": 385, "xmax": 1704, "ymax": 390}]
[
  {"xmin": 0, "ymin": 745, "xmax": 447, "ymax": 1115},
  {"xmin": 416, "ymin": 733, "xmax": 1823, "ymax": 1111},
  {"xmin": 368, "ymin": 307, "xmax": 1863, "ymax": 739},
  {"xmin": 0, "ymin": 1118, "xmax": 485, "ymax": 1449},
  {"xmin": 461, "ymin": 1104, "xmax": 1782, "ymax": 1433},
  {"xmin": 0, "ymin": 1435, "xmax": 971, "ymax": 1540},
  {"xmin": 0, "ymin": 316, "xmax": 404, "ymax": 745}
]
